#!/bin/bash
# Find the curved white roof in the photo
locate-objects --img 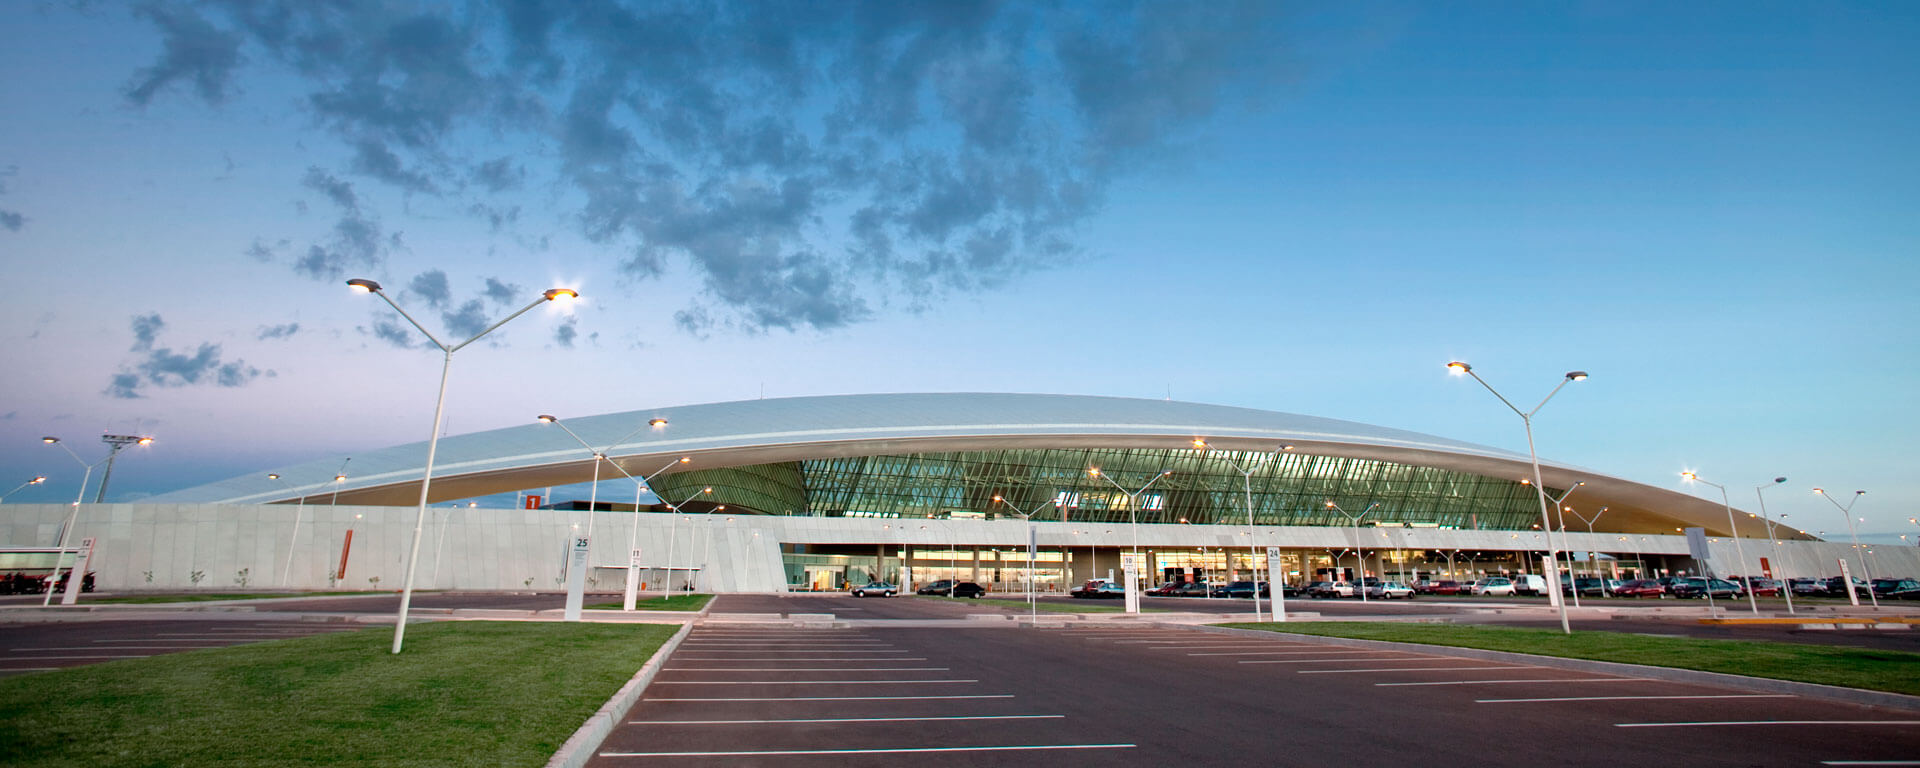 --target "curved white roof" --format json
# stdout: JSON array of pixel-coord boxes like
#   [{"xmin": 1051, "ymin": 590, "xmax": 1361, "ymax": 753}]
[{"xmin": 148, "ymin": 392, "xmax": 1775, "ymax": 537}]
